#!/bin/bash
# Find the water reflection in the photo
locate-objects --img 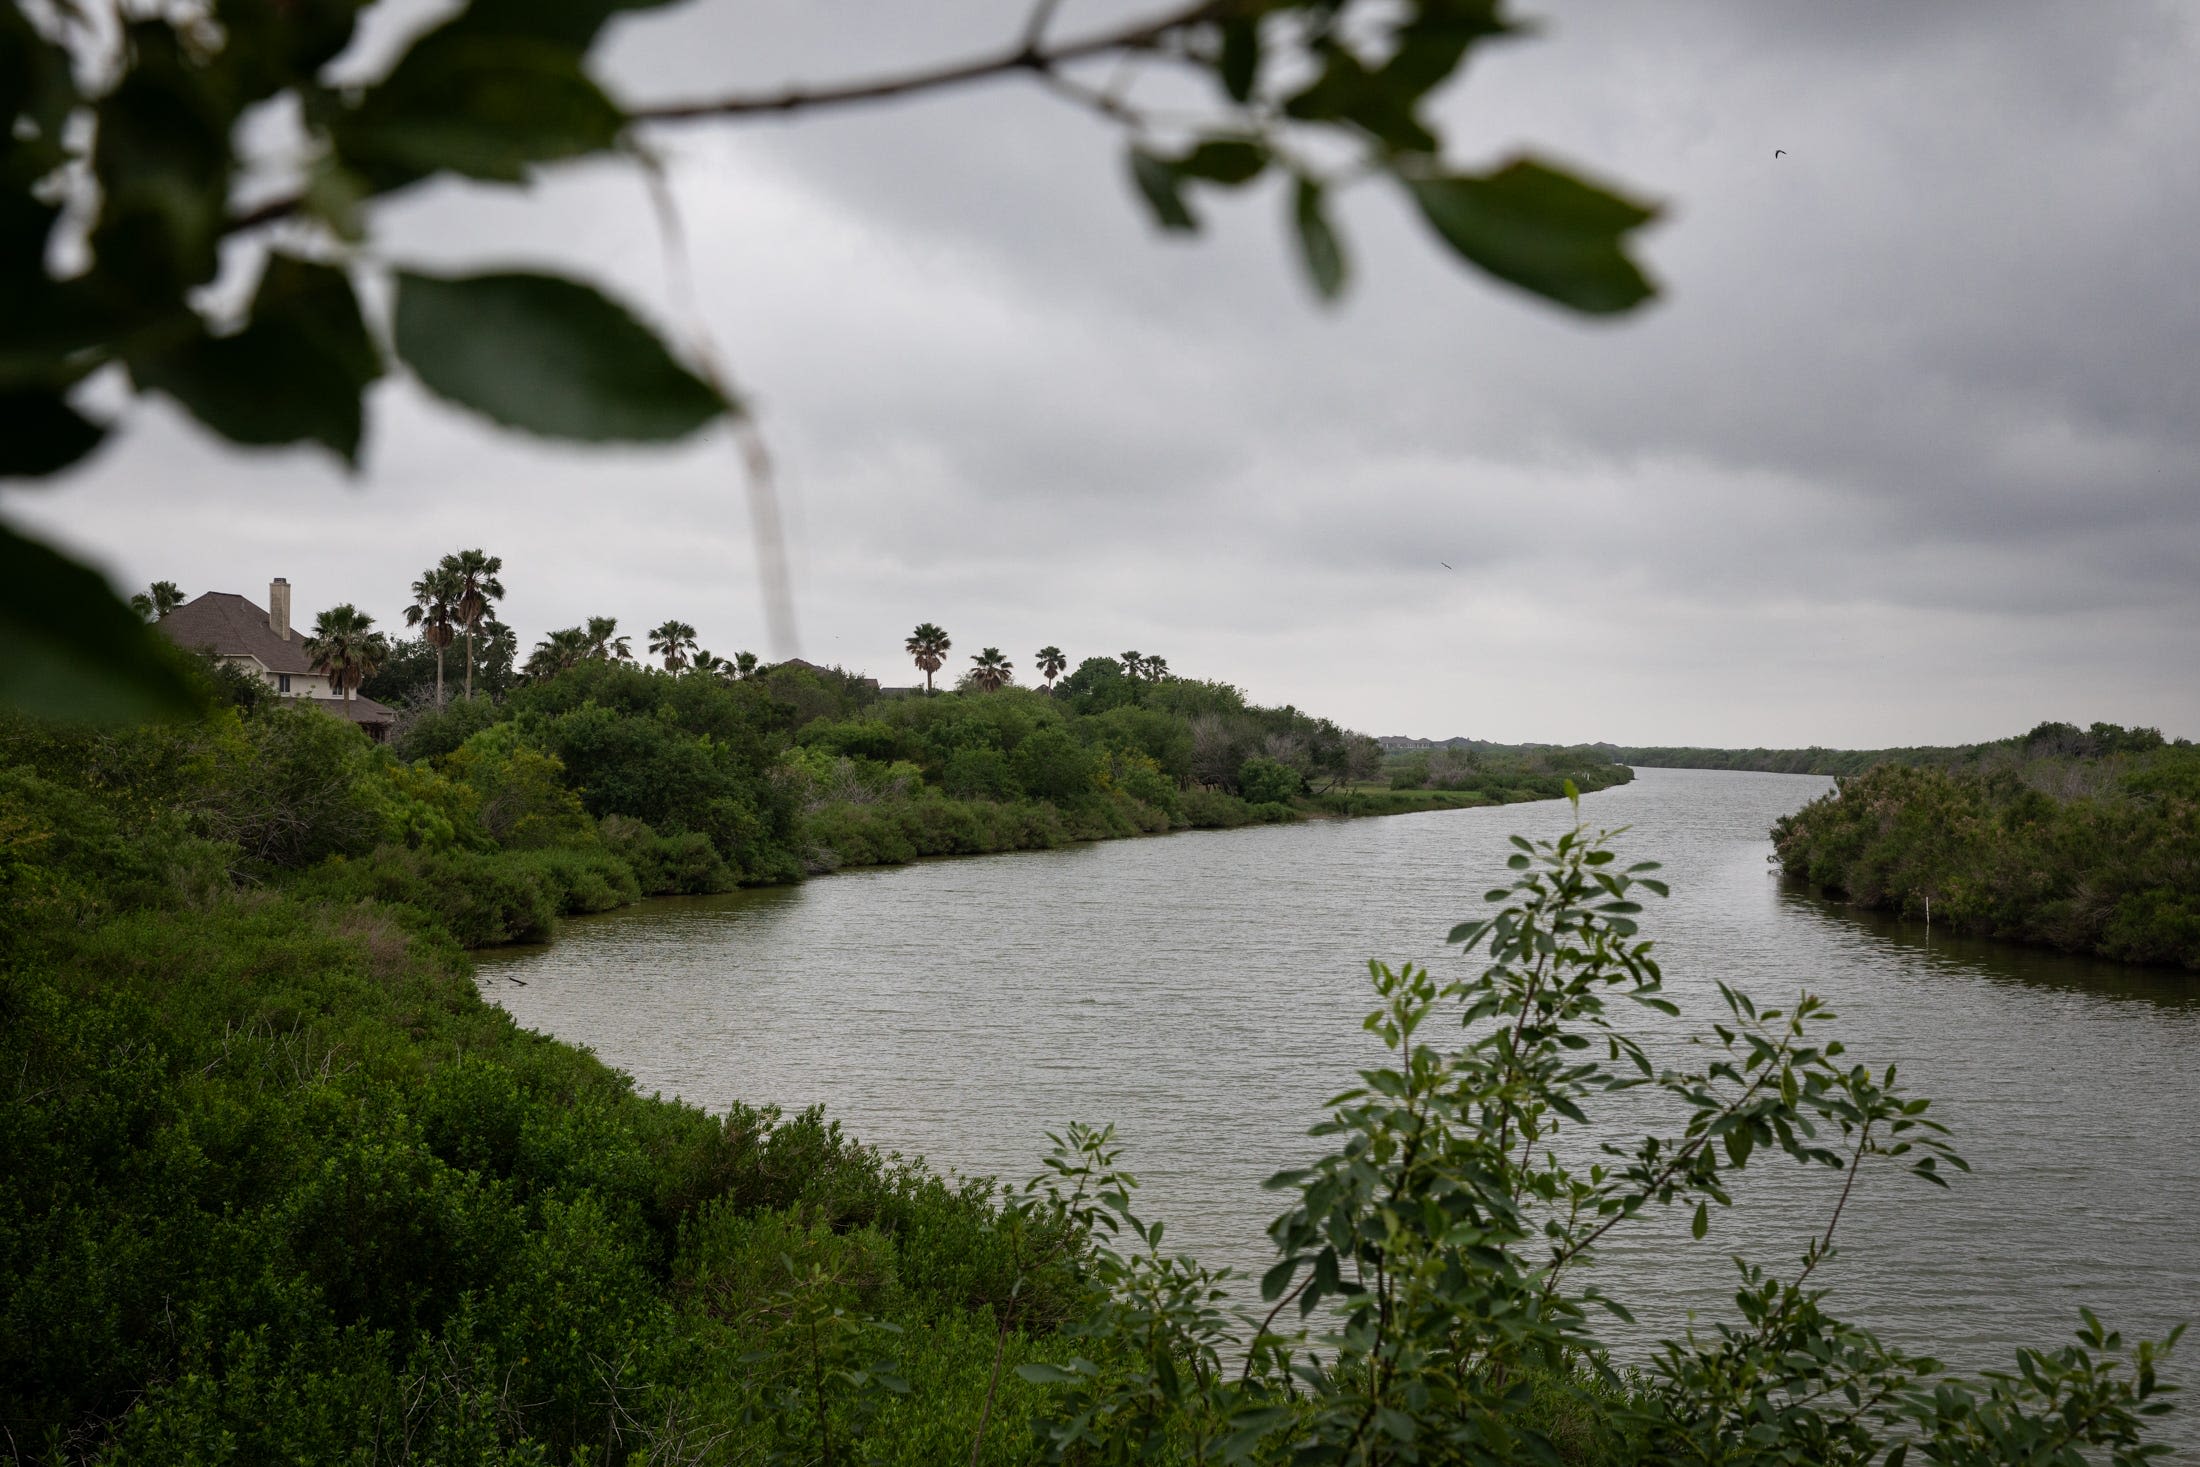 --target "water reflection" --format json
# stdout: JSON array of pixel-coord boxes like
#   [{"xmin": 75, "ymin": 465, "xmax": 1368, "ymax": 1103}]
[{"xmin": 1778, "ymin": 888, "xmax": 2200, "ymax": 1009}]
